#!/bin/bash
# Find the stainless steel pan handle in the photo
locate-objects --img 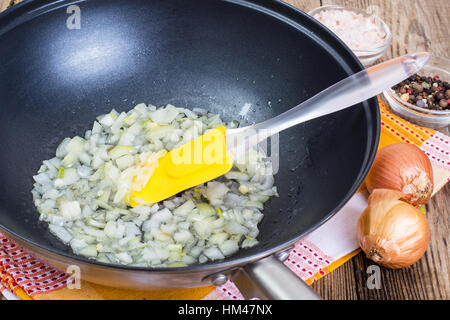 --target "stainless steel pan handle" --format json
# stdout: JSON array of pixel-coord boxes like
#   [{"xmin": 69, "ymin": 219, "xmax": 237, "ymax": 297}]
[{"xmin": 232, "ymin": 254, "xmax": 321, "ymax": 300}]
